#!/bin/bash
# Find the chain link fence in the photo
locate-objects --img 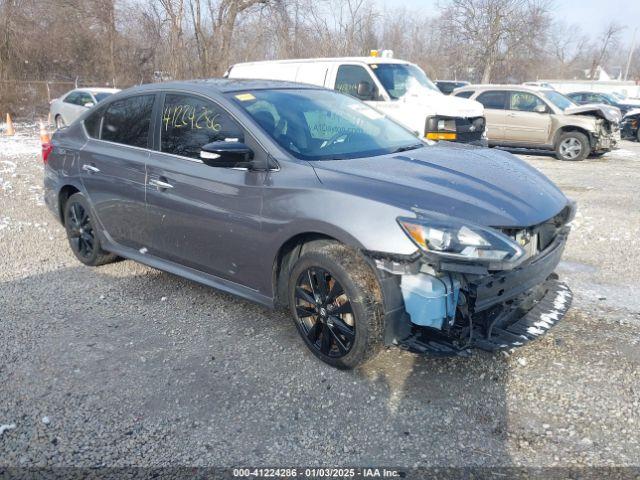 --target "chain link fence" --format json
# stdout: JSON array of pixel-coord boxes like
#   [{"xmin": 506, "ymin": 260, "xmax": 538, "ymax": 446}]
[{"xmin": 0, "ymin": 80, "xmax": 120, "ymax": 122}]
